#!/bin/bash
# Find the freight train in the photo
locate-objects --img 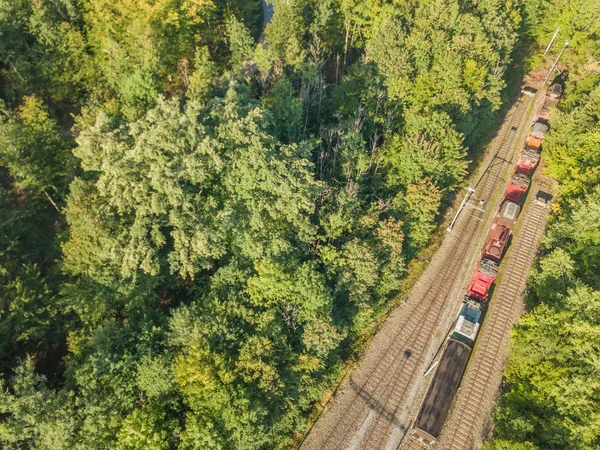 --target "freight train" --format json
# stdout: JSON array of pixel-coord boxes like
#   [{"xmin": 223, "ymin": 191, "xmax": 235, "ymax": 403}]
[{"xmin": 410, "ymin": 83, "xmax": 562, "ymax": 446}]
